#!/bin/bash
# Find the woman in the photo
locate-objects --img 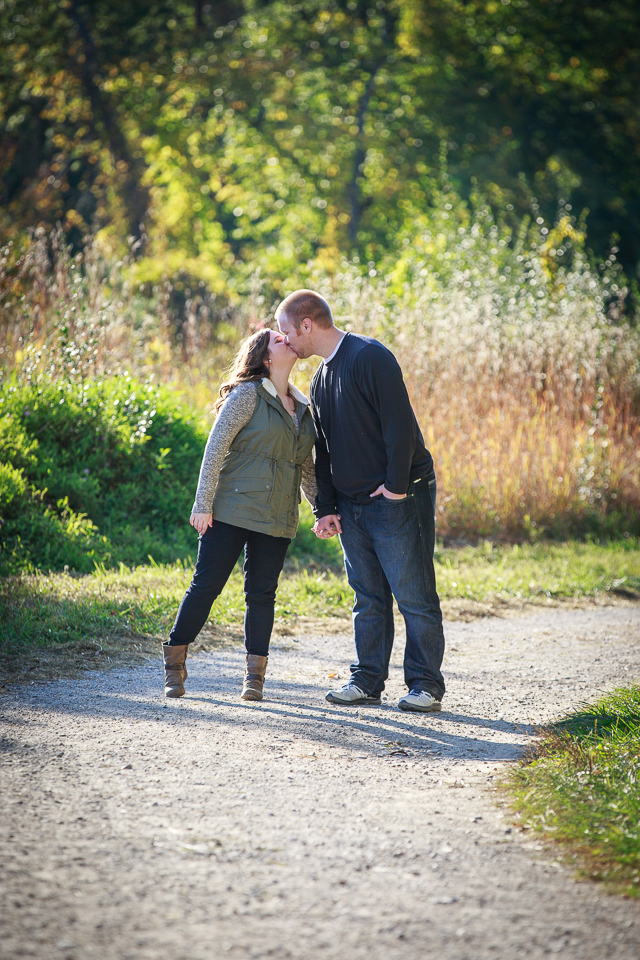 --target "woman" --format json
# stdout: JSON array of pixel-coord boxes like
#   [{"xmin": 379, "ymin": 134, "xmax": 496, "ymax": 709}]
[{"xmin": 162, "ymin": 328, "xmax": 317, "ymax": 701}]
